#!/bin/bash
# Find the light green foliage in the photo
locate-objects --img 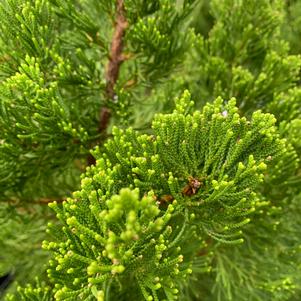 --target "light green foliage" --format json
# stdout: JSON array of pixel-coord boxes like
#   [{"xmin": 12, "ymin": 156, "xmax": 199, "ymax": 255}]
[
  {"xmin": 0, "ymin": 0, "xmax": 54, "ymax": 77},
  {"xmin": 93, "ymin": 92, "xmax": 288, "ymax": 238},
  {"xmin": 0, "ymin": 0, "xmax": 104, "ymax": 200},
  {"xmin": 42, "ymin": 94, "xmax": 288, "ymax": 300},
  {"xmin": 181, "ymin": 0, "xmax": 301, "ymax": 200},
  {"xmin": 0, "ymin": 55, "xmax": 88, "ymax": 199},
  {"xmin": 44, "ymin": 189, "xmax": 187, "ymax": 301},
  {"xmin": 5, "ymin": 279, "xmax": 53, "ymax": 301}
]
